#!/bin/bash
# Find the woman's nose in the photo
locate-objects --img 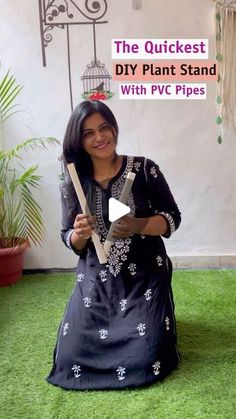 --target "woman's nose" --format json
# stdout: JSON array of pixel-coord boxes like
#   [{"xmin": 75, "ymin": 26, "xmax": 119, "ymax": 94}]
[{"xmin": 94, "ymin": 129, "xmax": 102, "ymax": 141}]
